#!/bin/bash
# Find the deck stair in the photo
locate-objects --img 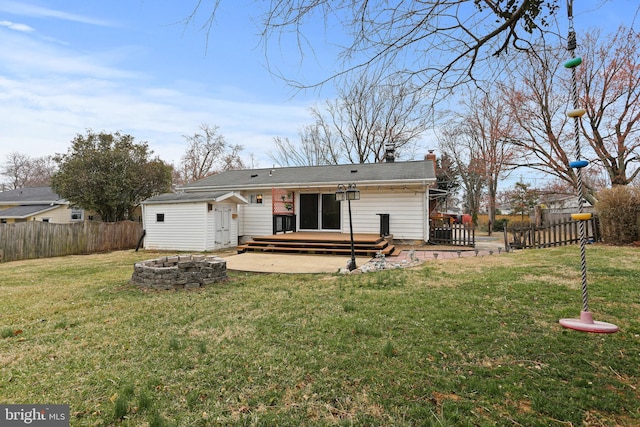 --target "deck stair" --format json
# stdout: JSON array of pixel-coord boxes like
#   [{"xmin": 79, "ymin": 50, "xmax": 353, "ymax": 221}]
[{"xmin": 237, "ymin": 232, "xmax": 395, "ymax": 256}]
